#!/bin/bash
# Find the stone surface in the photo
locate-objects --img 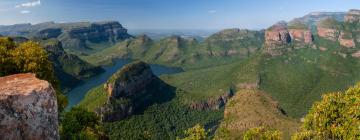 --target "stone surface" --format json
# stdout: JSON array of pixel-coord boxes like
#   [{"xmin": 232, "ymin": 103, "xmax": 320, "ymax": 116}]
[
  {"xmin": 0, "ymin": 73, "xmax": 59, "ymax": 140},
  {"xmin": 317, "ymin": 27, "xmax": 339, "ymax": 41},
  {"xmin": 100, "ymin": 61, "xmax": 175, "ymax": 122},
  {"xmin": 338, "ymin": 31, "xmax": 356, "ymax": 48},
  {"xmin": 345, "ymin": 9, "xmax": 360, "ymax": 23},
  {"xmin": 0, "ymin": 21, "xmax": 133, "ymax": 49},
  {"xmin": 265, "ymin": 22, "xmax": 291, "ymax": 47},
  {"xmin": 289, "ymin": 29, "xmax": 313, "ymax": 43},
  {"xmin": 189, "ymin": 91, "xmax": 233, "ymax": 110},
  {"xmin": 352, "ymin": 50, "xmax": 360, "ymax": 58}
]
